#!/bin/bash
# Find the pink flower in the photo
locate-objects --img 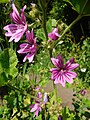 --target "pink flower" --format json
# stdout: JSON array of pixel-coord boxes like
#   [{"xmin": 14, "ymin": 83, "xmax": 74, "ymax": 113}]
[
  {"xmin": 80, "ymin": 89, "xmax": 87, "ymax": 96},
  {"xmin": 17, "ymin": 29, "xmax": 37, "ymax": 63},
  {"xmin": 30, "ymin": 92, "xmax": 42, "ymax": 117},
  {"xmin": 30, "ymin": 103, "xmax": 42, "ymax": 117},
  {"xmin": 3, "ymin": 4, "xmax": 28, "ymax": 42},
  {"xmin": 48, "ymin": 28, "xmax": 60, "ymax": 41},
  {"xmin": 50, "ymin": 54, "xmax": 79, "ymax": 87}
]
